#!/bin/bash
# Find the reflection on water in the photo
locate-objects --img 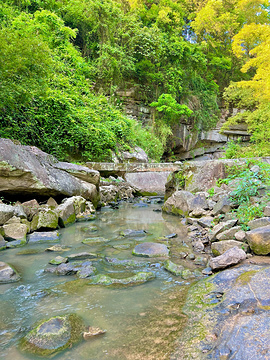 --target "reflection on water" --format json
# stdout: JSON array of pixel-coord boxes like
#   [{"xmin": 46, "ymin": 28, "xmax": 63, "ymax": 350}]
[{"xmin": 0, "ymin": 200, "xmax": 195, "ymax": 359}]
